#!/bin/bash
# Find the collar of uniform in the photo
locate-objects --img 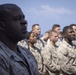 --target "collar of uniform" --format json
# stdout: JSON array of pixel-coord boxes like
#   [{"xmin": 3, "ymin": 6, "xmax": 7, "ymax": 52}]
[
  {"xmin": 0, "ymin": 41, "xmax": 24, "ymax": 62},
  {"xmin": 62, "ymin": 39, "xmax": 74, "ymax": 48}
]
